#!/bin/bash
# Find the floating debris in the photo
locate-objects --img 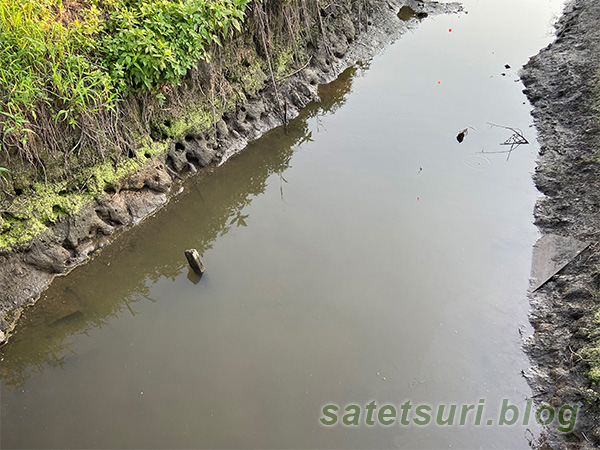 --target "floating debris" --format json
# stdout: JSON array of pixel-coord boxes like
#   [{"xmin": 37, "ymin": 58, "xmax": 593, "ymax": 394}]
[
  {"xmin": 480, "ymin": 123, "xmax": 529, "ymax": 160},
  {"xmin": 456, "ymin": 128, "xmax": 469, "ymax": 143},
  {"xmin": 397, "ymin": 5, "xmax": 416, "ymax": 20},
  {"xmin": 397, "ymin": 5, "xmax": 428, "ymax": 21}
]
